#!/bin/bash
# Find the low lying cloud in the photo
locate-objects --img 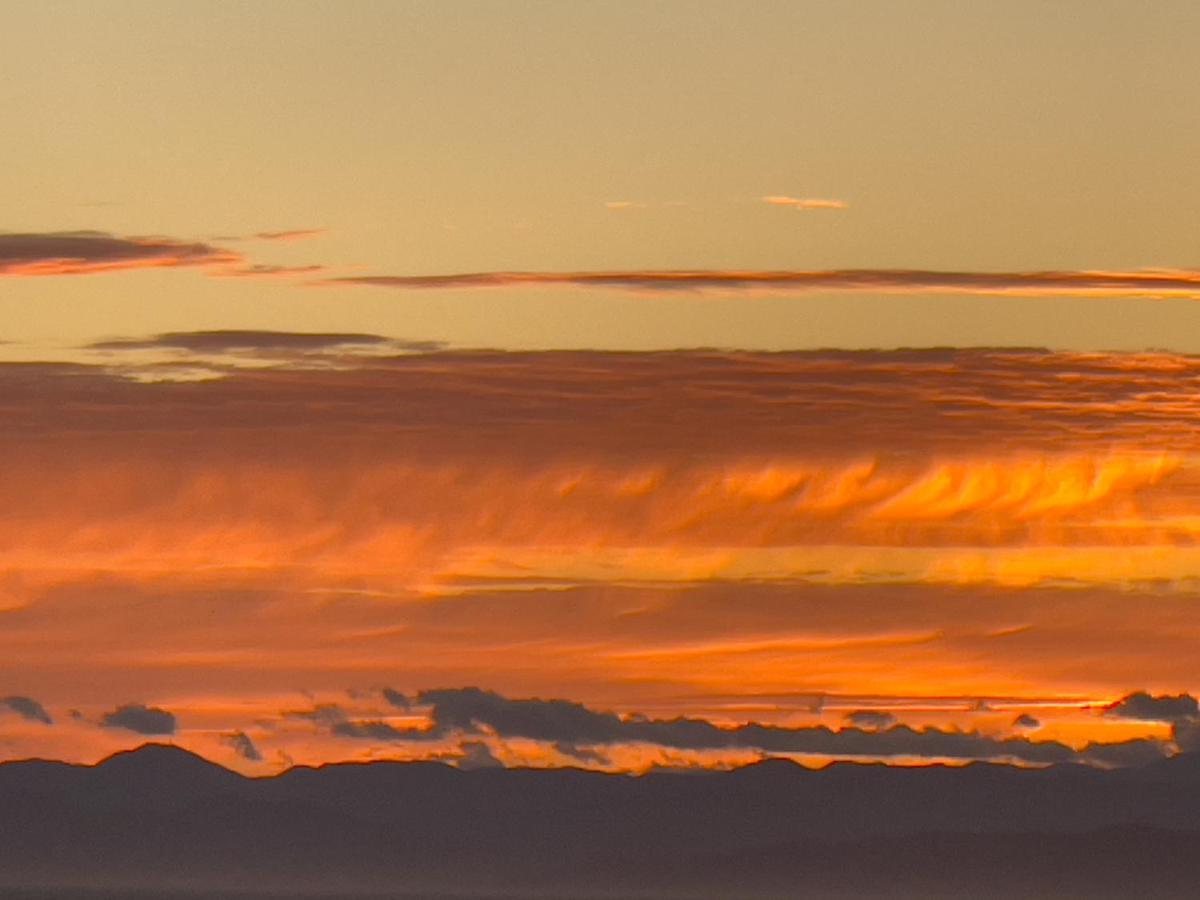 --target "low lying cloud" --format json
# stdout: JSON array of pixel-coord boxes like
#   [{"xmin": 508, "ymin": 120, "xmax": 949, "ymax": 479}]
[
  {"xmin": 1105, "ymin": 692, "xmax": 1199, "ymax": 723},
  {"xmin": 325, "ymin": 267, "xmax": 1200, "ymax": 298},
  {"xmin": 457, "ymin": 740, "xmax": 503, "ymax": 769},
  {"xmin": 326, "ymin": 687, "xmax": 1170, "ymax": 769},
  {"xmin": 844, "ymin": 710, "xmax": 896, "ymax": 730},
  {"xmin": 2, "ymin": 695, "xmax": 52, "ymax": 725},
  {"xmin": 0, "ymin": 231, "xmax": 238, "ymax": 276},
  {"xmin": 101, "ymin": 703, "xmax": 177, "ymax": 735},
  {"xmin": 1105, "ymin": 692, "xmax": 1200, "ymax": 756}
]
